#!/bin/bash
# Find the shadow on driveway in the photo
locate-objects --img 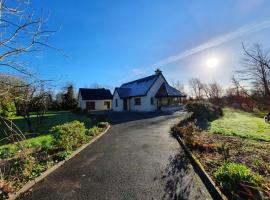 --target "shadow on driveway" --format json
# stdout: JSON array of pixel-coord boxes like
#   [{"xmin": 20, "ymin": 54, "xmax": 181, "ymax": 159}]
[
  {"xmin": 157, "ymin": 151, "xmax": 209, "ymax": 200},
  {"xmin": 107, "ymin": 111, "xmax": 181, "ymax": 125}
]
